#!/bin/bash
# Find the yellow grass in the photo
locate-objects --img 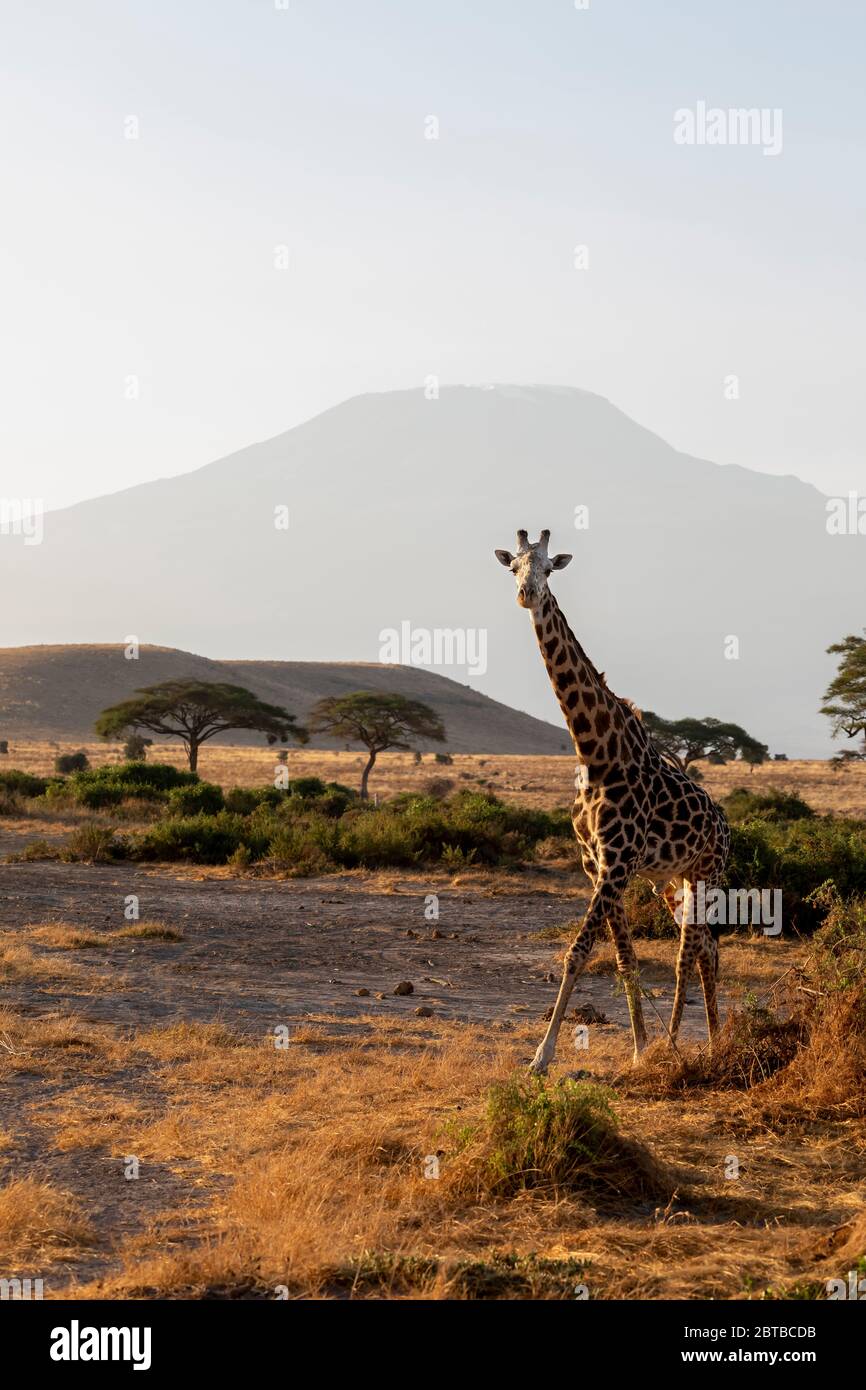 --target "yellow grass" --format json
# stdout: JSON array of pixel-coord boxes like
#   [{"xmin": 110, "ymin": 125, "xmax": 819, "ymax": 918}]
[
  {"xmin": 0, "ymin": 978, "xmax": 860, "ymax": 1300},
  {"xmin": 113, "ymin": 921, "xmax": 184, "ymax": 942},
  {"xmin": 0, "ymin": 941, "xmax": 83, "ymax": 983},
  {"xmin": 5, "ymin": 741, "xmax": 866, "ymax": 815},
  {"xmin": 24, "ymin": 921, "xmax": 182, "ymax": 949},
  {"xmin": 27, "ymin": 923, "xmax": 108, "ymax": 949},
  {"xmin": 0, "ymin": 1177, "xmax": 93, "ymax": 1262}
]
